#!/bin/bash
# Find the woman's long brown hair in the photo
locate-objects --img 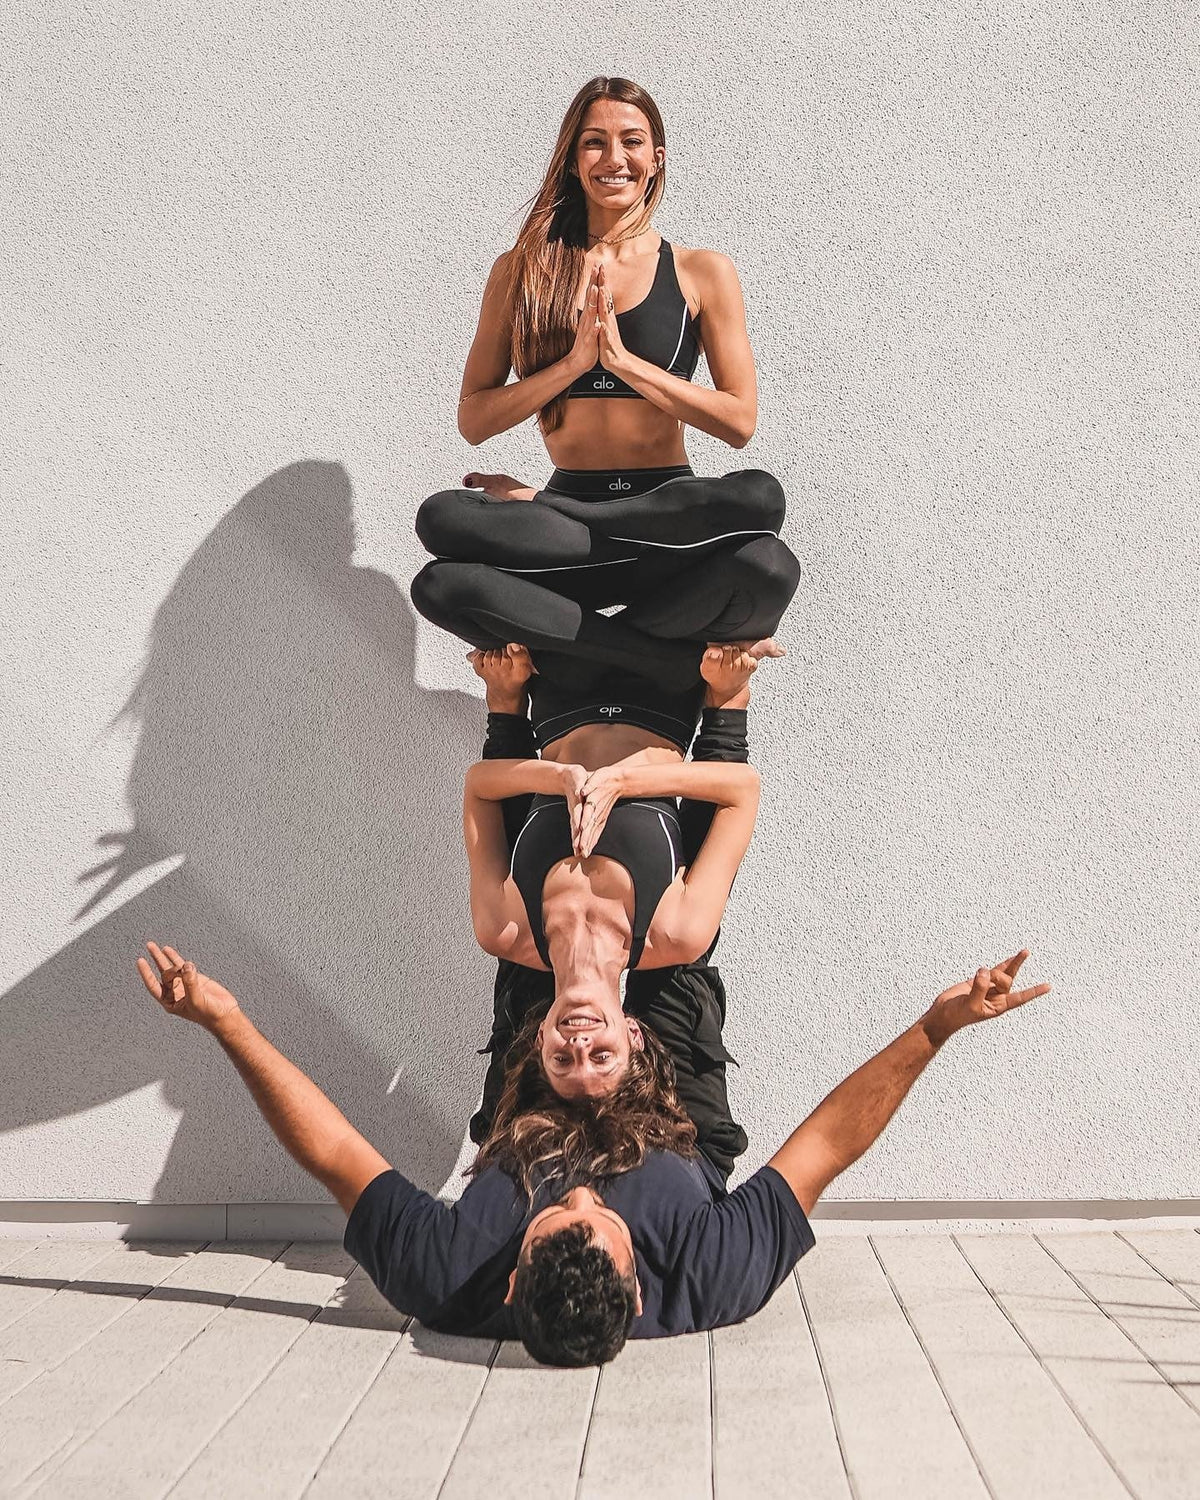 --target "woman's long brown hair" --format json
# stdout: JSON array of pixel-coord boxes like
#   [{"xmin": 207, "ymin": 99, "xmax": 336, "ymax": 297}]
[
  {"xmin": 505, "ymin": 76, "xmax": 668, "ymax": 435},
  {"xmin": 470, "ymin": 1005, "xmax": 697, "ymax": 1198}
]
